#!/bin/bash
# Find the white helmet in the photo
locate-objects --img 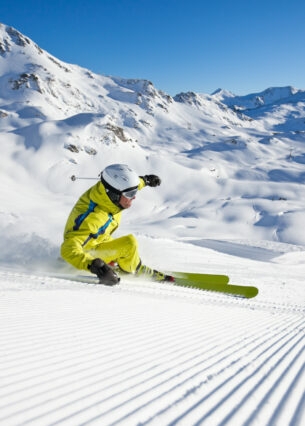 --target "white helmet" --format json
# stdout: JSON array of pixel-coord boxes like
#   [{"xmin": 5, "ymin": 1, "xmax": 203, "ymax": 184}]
[{"xmin": 101, "ymin": 164, "xmax": 139, "ymax": 206}]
